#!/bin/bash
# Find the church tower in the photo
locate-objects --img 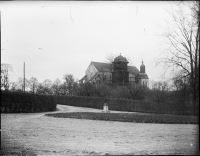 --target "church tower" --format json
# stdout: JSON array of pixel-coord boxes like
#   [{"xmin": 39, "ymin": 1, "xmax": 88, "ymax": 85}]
[
  {"xmin": 136, "ymin": 60, "xmax": 149, "ymax": 87},
  {"xmin": 140, "ymin": 60, "xmax": 145, "ymax": 73},
  {"xmin": 112, "ymin": 54, "xmax": 129, "ymax": 85}
]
